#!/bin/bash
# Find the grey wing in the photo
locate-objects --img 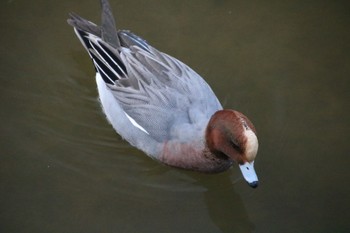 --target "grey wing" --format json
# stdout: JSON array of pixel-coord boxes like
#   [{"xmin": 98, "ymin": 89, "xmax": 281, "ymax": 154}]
[
  {"xmin": 68, "ymin": 11, "xmax": 221, "ymax": 142},
  {"xmin": 110, "ymin": 44, "xmax": 222, "ymax": 142}
]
